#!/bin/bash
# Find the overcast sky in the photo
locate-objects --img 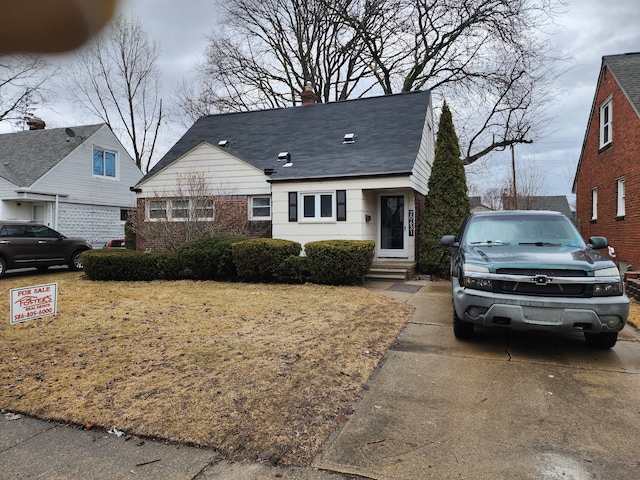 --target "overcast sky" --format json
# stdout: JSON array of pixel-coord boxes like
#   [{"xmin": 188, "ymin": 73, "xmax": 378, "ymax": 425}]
[{"xmin": 5, "ymin": 0, "xmax": 640, "ymax": 202}]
